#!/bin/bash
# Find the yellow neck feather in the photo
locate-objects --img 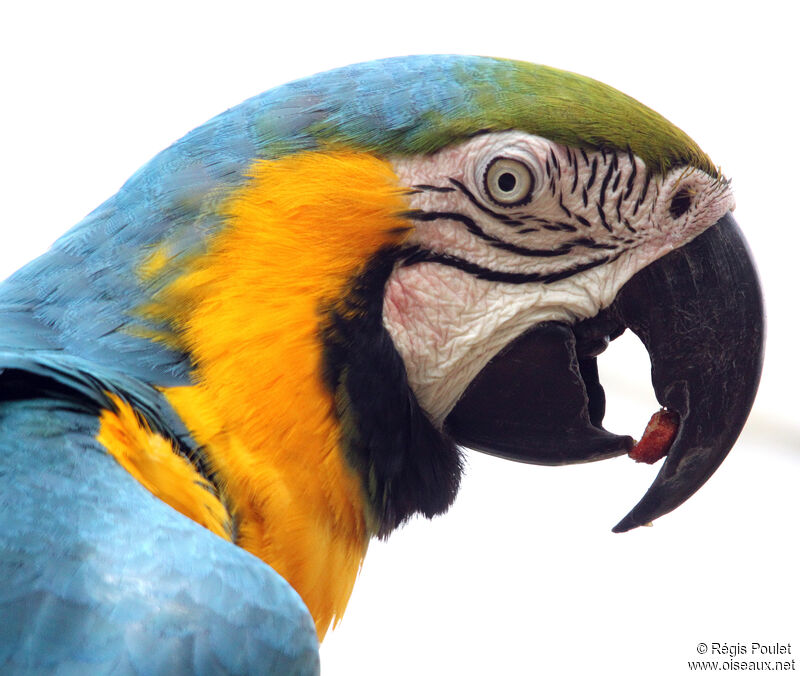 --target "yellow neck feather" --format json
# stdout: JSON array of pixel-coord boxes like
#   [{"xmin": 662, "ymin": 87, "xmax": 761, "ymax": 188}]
[{"xmin": 145, "ymin": 149, "xmax": 411, "ymax": 638}]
